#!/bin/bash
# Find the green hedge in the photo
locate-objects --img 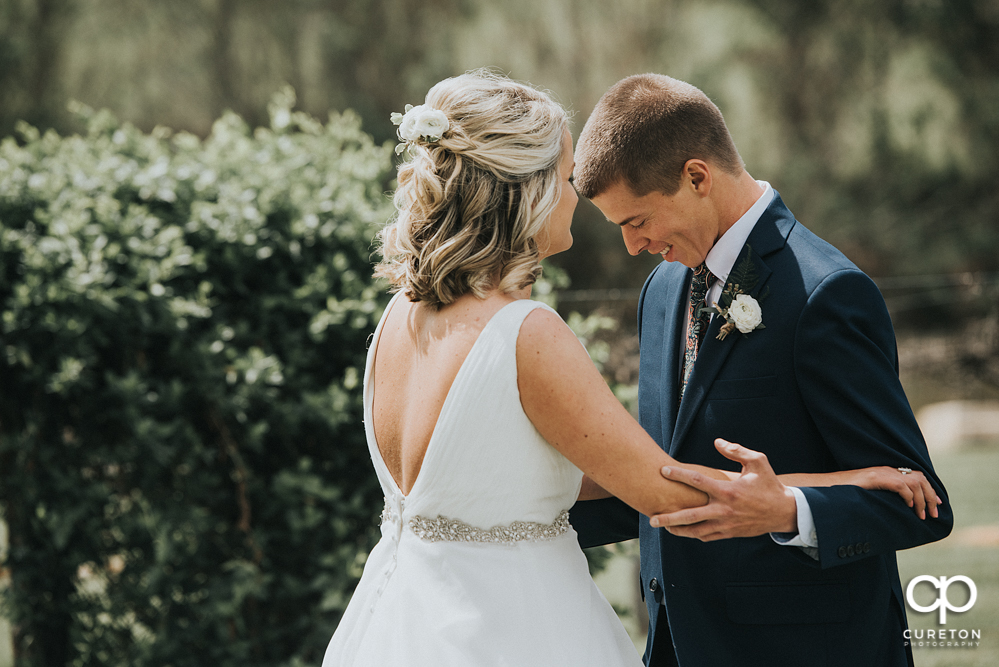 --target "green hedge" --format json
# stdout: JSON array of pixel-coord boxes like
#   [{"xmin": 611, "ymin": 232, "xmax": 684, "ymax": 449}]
[{"xmin": 0, "ymin": 89, "xmax": 394, "ymax": 667}]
